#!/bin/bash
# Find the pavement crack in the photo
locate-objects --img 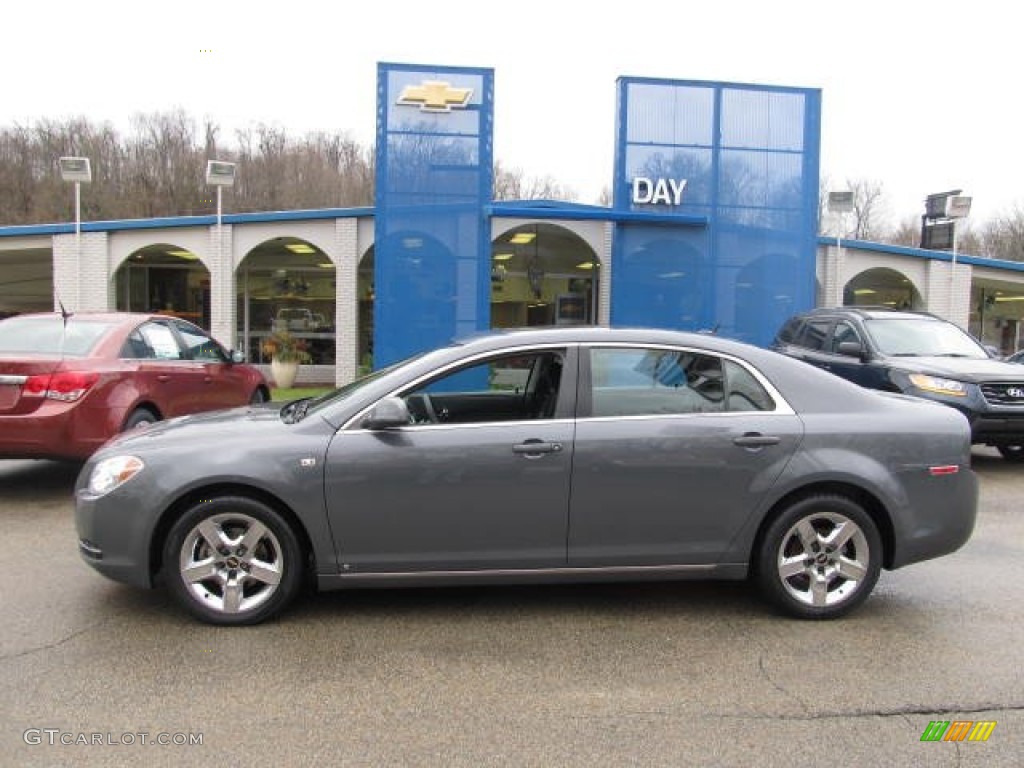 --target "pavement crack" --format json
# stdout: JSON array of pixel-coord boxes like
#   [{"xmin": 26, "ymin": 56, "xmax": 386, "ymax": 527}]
[
  {"xmin": 757, "ymin": 653, "xmax": 811, "ymax": 714},
  {"xmin": 0, "ymin": 616, "xmax": 115, "ymax": 662},
  {"xmin": 718, "ymin": 702, "xmax": 1024, "ymax": 722}
]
